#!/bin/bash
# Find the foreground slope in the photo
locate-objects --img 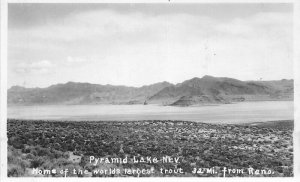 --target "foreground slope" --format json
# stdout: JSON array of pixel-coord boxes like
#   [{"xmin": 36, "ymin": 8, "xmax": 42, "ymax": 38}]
[{"xmin": 7, "ymin": 119, "xmax": 293, "ymax": 177}]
